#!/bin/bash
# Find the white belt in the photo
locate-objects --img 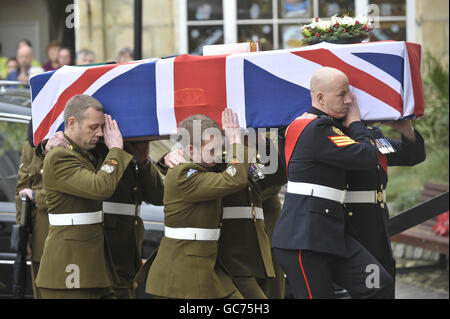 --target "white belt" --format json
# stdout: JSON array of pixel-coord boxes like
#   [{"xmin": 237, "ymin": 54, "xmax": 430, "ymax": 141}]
[
  {"xmin": 102, "ymin": 201, "xmax": 140, "ymax": 216},
  {"xmin": 222, "ymin": 206, "xmax": 264, "ymax": 220},
  {"xmin": 344, "ymin": 190, "xmax": 386, "ymax": 204},
  {"xmin": 48, "ymin": 211, "xmax": 103, "ymax": 226},
  {"xmin": 287, "ymin": 181, "xmax": 347, "ymax": 204},
  {"xmin": 164, "ymin": 226, "xmax": 220, "ymax": 241}
]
